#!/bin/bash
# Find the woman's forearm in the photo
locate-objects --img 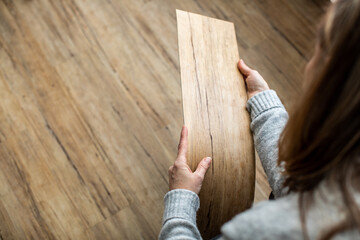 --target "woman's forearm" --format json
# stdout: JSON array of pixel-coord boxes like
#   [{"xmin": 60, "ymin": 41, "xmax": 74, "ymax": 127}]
[
  {"xmin": 159, "ymin": 189, "xmax": 202, "ymax": 239},
  {"xmin": 246, "ymin": 90, "xmax": 289, "ymax": 198}
]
